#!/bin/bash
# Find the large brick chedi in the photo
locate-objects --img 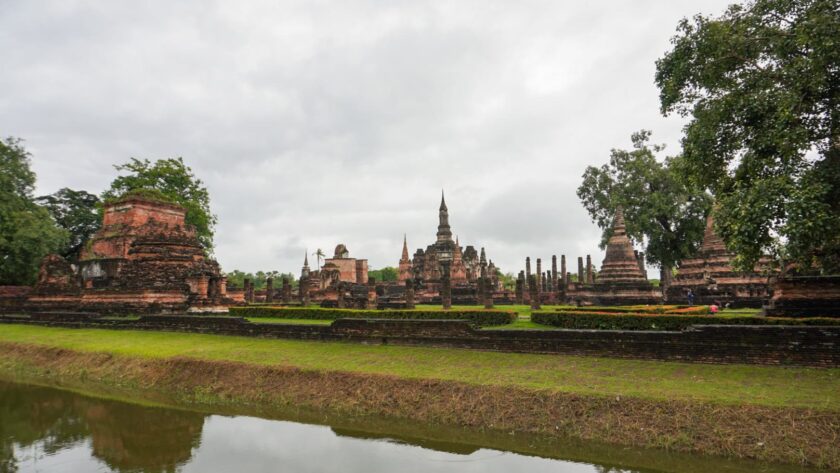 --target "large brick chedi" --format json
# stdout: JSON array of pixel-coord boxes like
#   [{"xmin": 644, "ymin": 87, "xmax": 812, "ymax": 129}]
[
  {"xmin": 25, "ymin": 193, "xmax": 231, "ymax": 314},
  {"xmin": 590, "ymin": 209, "xmax": 661, "ymax": 305},
  {"xmin": 666, "ymin": 215, "xmax": 773, "ymax": 307}
]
